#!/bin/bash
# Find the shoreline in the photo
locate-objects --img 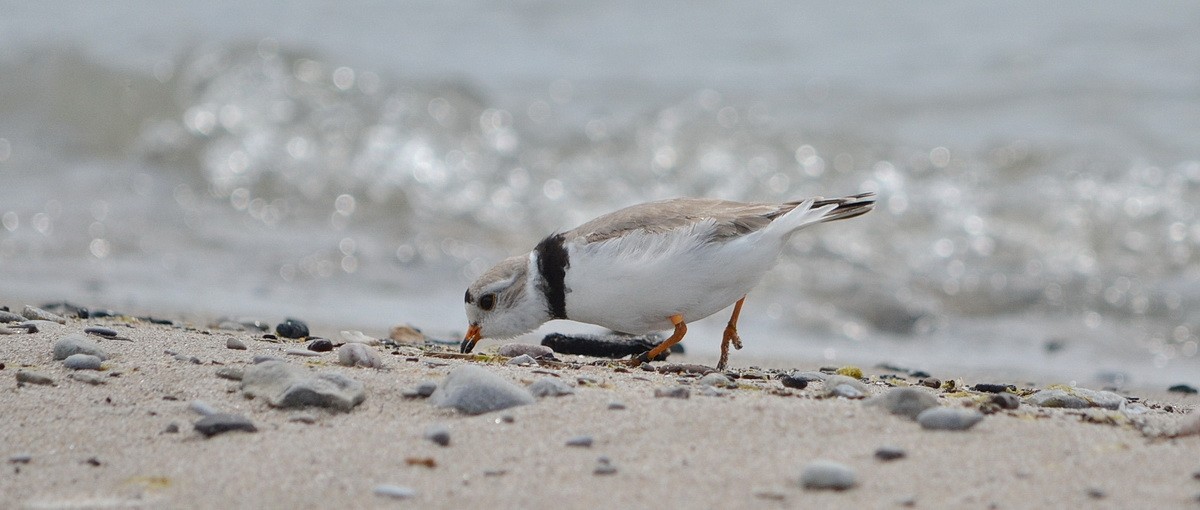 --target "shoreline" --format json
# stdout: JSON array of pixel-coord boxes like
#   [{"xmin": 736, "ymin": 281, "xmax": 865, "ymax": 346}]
[{"xmin": 2, "ymin": 307, "xmax": 1199, "ymax": 509}]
